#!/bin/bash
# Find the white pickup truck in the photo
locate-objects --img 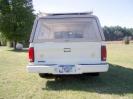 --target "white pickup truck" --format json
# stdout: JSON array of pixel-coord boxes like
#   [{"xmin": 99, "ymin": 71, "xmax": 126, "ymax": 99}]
[{"xmin": 27, "ymin": 12, "xmax": 109, "ymax": 78}]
